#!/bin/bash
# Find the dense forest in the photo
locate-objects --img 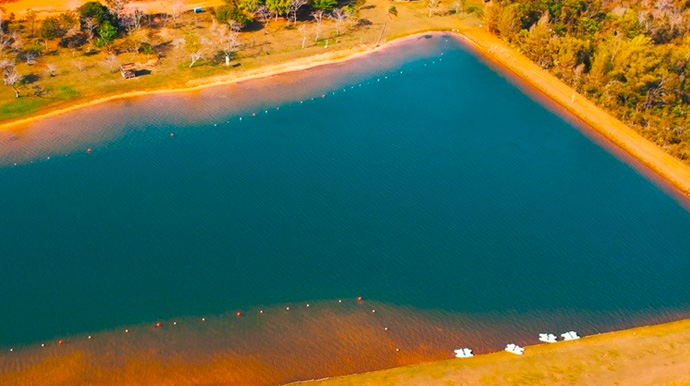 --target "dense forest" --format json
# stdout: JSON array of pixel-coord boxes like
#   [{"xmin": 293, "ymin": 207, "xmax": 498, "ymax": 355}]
[{"xmin": 484, "ymin": 0, "xmax": 690, "ymax": 162}]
